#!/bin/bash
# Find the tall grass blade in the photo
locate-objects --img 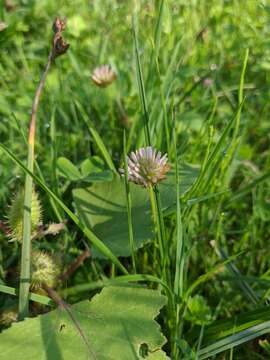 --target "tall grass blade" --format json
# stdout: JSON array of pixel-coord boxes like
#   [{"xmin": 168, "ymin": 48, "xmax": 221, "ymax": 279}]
[
  {"xmin": 173, "ymin": 130, "xmax": 184, "ymax": 297},
  {"xmin": 213, "ymin": 243, "xmax": 259, "ymax": 304},
  {"xmin": 132, "ymin": 15, "xmax": 151, "ymax": 146},
  {"xmin": 74, "ymin": 100, "xmax": 117, "ymax": 174}
]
